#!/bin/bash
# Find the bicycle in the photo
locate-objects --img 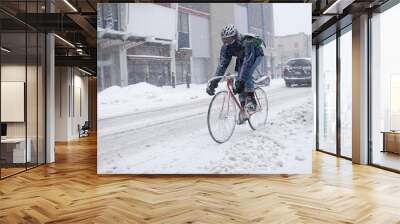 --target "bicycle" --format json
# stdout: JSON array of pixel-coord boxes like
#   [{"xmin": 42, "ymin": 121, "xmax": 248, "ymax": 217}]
[{"xmin": 207, "ymin": 73, "xmax": 269, "ymax": 143}]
